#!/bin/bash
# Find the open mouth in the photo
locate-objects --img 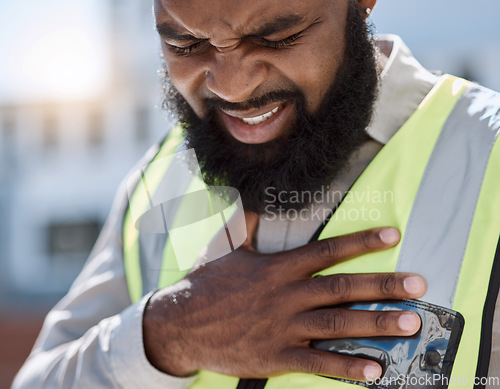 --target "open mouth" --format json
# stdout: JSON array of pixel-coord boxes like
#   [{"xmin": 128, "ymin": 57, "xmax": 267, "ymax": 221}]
[
  {"xmin": 239, "ymin": 106, "xmax": 280, "ymax": 126},
  {"xmin": 219, "ymin": 102, "xmax": 294, "ymax": 144}
]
